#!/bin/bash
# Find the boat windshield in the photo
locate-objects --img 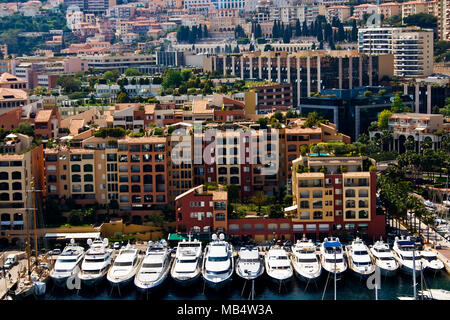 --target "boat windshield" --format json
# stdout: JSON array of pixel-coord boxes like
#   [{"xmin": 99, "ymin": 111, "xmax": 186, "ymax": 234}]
[
  {"xmin": 271, "ymin": 256, "xmax": 288, "ymax": 260},
  {"xmin": 325, "ymin": 258, "xmax": 343, "ymax": 263},
  {"xmin": 208, "ymin": 256, "xmax": 228, "ymax": 262},
  {"xmin": 85, "ymin": 257, "xmax": 106, "ymax": 262},
  {"xmin": 325, "ymin": 248, "xmax": 342, "ymax": 254},
  {"xmin": 114, "ymin": 261, "xmax": 132, "ymax": 267},
  {"xmin": 55, "ymin": 269, "xmax": 72, "ymax": 273},
  {"xmin": 178, "ymin": 259, "xmax": 197, "ymax": 263},
  {"xmin": 272, "ymin": 266, "xmax": 290, "ymax": 270},
  {"xmin": 379, "ymin": 257, "xmax": 394, "ymax": 261},
  {"xmin": 354, "ymin": 261, "xmax": 371, "ymax": 266},
  {"xmin": 403, "ymin": 255, "xmax": 422, "ymax": 261},
  {"xmin": 422, "ymin": 256, "xmax": 436, "ymax": 262},
  {"xmin": 240, "ymin": 258, "xmax": 259, "ymax": 263},
  {"xmin": 143, "ymin": 263, "xmax": 163, "ymax": 268},
  {"xmin": 375, "ymin": 248, "xmax": 390, "ymax": 253},
  {"xmin": 298, "ymin": 258, "xmax": 317, "ymax": 263},
  {"xmin": 57, "ymin": 258, "xmax": 77, "ymax": 263},
  {"xmin": 399, "ymin": 246, "xmax": 415, "ymax": 251},
  {"xmin": 354, "ymin": 250, "xmax": 368, "ymax": 255},
  {"xmin": 179, "ymin": 243, "xmax": 200, "ymax": 247}
]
